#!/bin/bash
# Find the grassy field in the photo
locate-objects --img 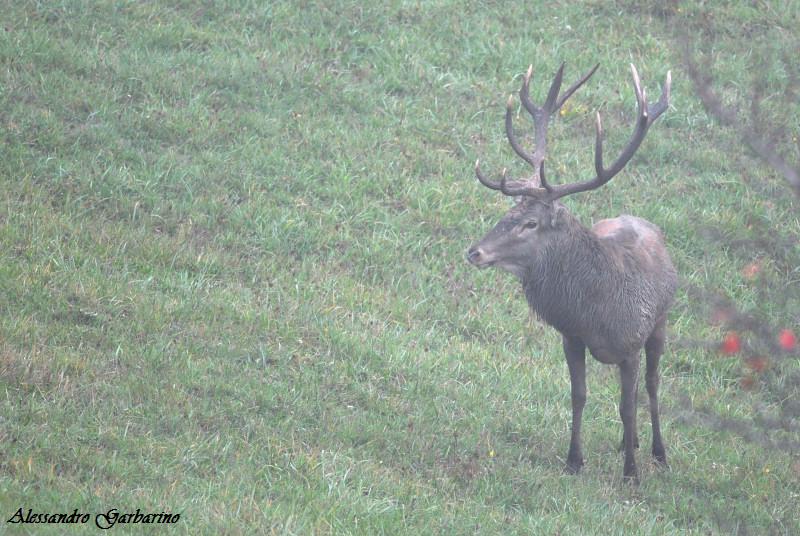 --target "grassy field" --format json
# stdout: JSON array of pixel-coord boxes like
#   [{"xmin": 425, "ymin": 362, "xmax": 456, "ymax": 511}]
[{"xmin": 1, "ymin": 1, "xmax": 799, "ymax": 534}]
